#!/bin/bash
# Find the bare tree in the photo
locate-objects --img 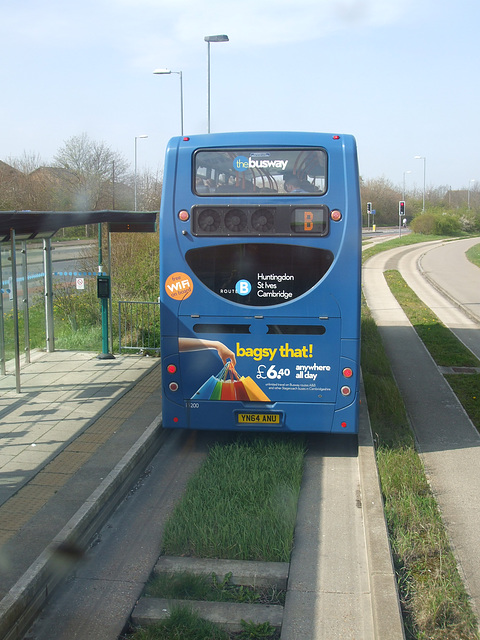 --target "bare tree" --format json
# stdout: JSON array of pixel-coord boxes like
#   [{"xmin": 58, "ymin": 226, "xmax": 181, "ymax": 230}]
[
  {"xmin": 361, "ymin": 177, "xmax": 408, "ymax": 225},
  {"xmin": 0, "ymin": 153, "xmax": 44, "ymax": 210},
  {"xmin": 53, "ymin": 133, "xmax": 130, "ymax": 210},
  {"xmin": 6, "ymin": 151, "xmax": 44, "ymax": 174},
  {"xmin": 134, "ymin": 168, "xmax": 163, "ymax": 211}
]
